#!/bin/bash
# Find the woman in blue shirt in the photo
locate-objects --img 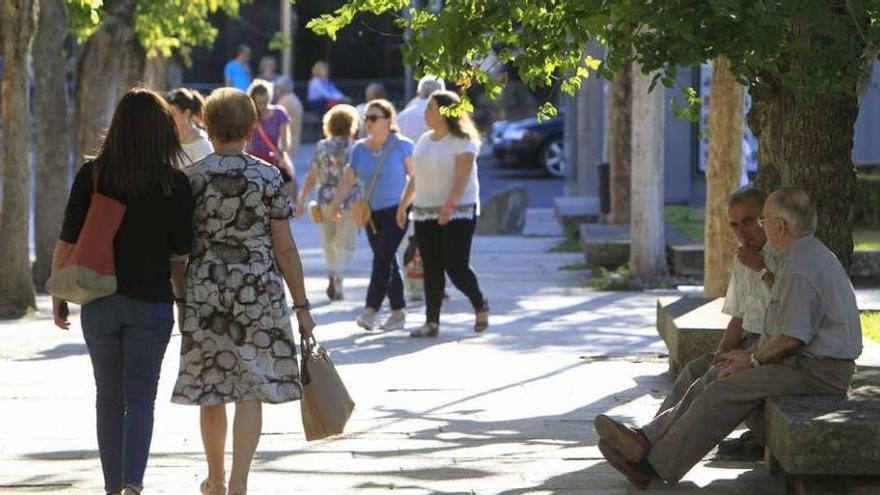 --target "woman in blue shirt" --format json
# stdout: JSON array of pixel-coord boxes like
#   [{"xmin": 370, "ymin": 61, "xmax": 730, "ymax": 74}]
[{"xmin": 330, "ymin": 99, "xmax": 414, "ymax": 332}]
